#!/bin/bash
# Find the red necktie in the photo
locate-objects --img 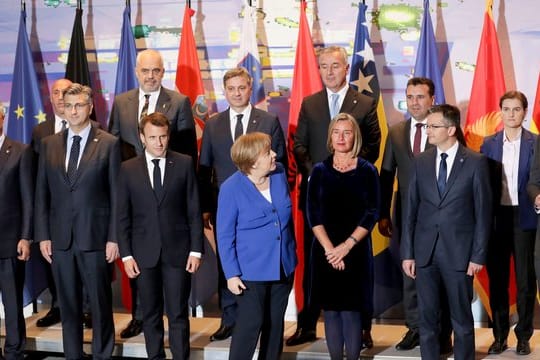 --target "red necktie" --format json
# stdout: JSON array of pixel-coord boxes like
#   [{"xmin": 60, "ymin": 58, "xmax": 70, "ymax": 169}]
[{"xmin": 412, "ymin": 123, "xmax": 424, "ymax": 155}]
